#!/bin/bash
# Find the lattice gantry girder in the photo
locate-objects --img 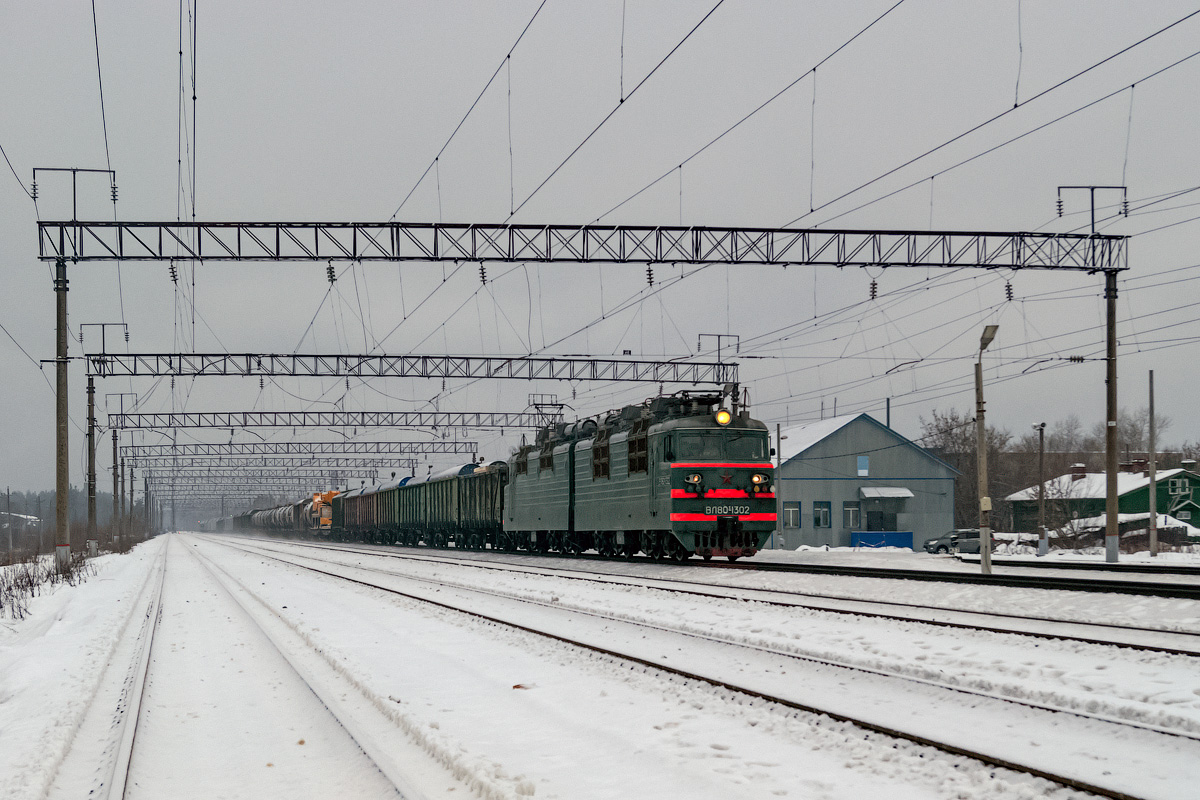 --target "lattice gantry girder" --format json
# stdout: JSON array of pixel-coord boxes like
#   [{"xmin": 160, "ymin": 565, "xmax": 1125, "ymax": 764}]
[
  {"xmin": 145, "ymin": 469, "xmax": 380, "ymax": 479},
  {"xmin": 123, "ymin": 441, "xmax": 468, "ymax": 457},
  {"xmin": 127, "ymin": 456, "xmax": 420, "ymax": 469},
  {"xmin": 39, "ymin": 221, "xmax": 1126, "ymax": 270},
  {"xmin": 109, "ymin": 410, "xmax": 554, "ymax": 430},
  {"xmin": 88, "ymin": 354, "xmax": 736, "ymax": 384}
]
